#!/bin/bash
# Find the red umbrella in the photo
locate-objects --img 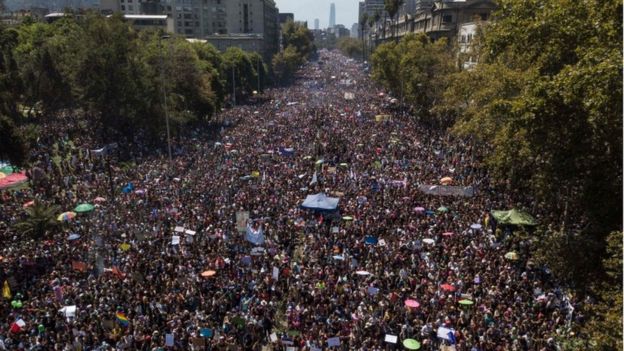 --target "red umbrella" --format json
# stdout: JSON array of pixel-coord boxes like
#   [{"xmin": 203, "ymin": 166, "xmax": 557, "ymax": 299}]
[{"xmin": 441, "ymin": 283, "xmax": 456, "ymax": 292}]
